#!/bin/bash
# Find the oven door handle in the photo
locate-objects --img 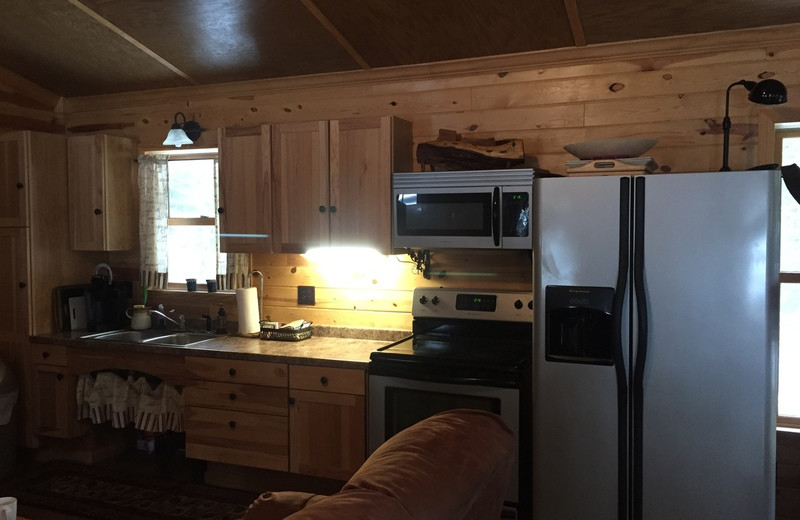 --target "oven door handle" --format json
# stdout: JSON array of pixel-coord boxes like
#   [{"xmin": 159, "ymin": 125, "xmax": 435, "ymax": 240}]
[{"xmin": 369, "ymin": 364, "xmax": 520, "ymax": 388}]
